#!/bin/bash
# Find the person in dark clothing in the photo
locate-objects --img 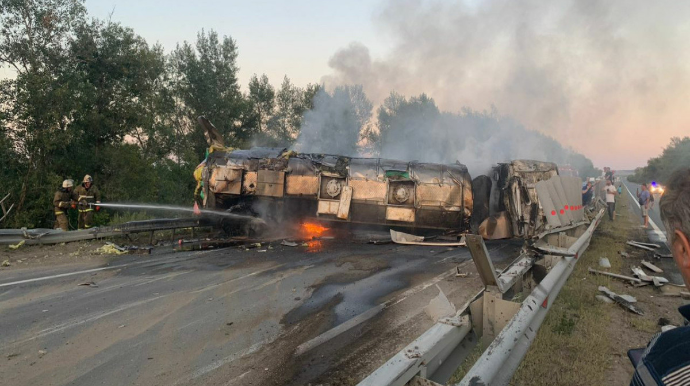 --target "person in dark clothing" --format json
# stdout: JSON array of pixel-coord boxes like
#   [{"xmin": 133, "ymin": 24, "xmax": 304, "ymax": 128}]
[{"xmin": 630, "ymin": 168, "xmax": 690, "ymax": 385}]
